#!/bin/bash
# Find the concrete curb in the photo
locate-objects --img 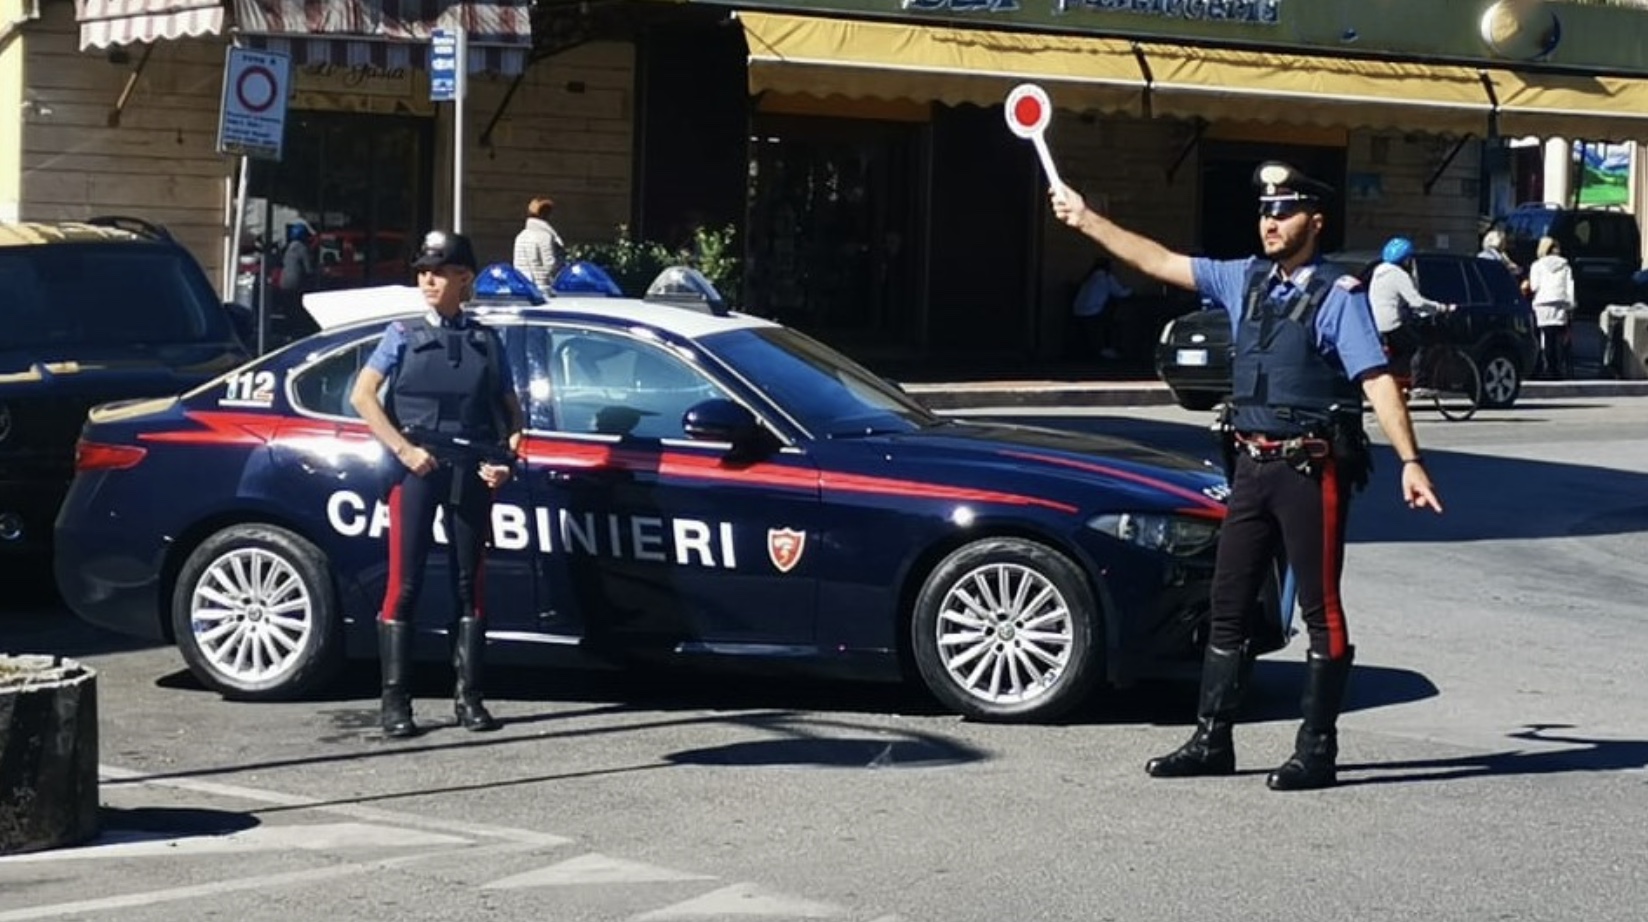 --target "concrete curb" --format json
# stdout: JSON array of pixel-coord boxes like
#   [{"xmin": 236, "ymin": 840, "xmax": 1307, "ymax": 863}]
[{"xmin": 905, "ymin": 379, "xmax": 1648, "ymax": 410}]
